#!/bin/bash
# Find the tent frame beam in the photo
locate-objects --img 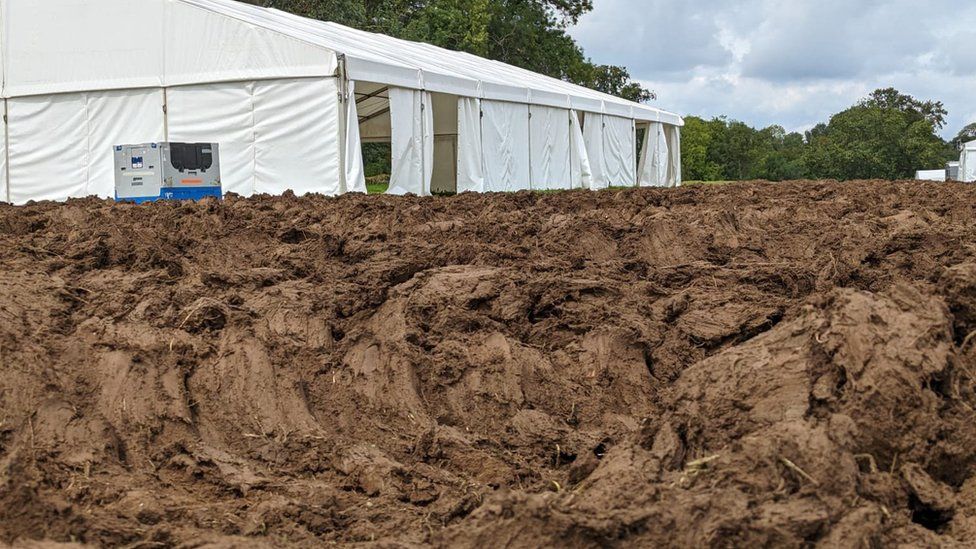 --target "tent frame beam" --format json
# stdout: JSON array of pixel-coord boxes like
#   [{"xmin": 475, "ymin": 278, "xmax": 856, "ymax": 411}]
[
  {"xmin": 359, "ymin": 106, "xmax": 390, "ymax": 124},
  {"xmin": 355, "ymin": 86, "xmax": 390, "ymax": 105}
]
